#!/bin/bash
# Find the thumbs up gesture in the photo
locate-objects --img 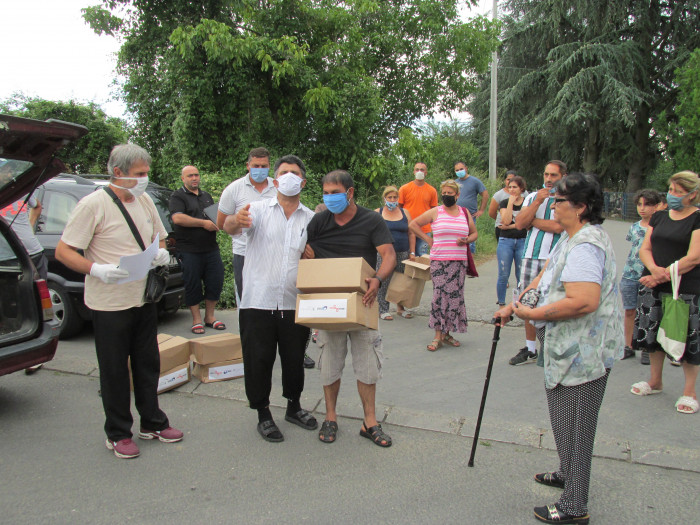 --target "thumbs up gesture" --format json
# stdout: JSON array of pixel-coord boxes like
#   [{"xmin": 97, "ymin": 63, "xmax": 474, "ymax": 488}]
[{"xmin": 236, "ymin": 203, "xmax": 252, "ymax": 229}]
